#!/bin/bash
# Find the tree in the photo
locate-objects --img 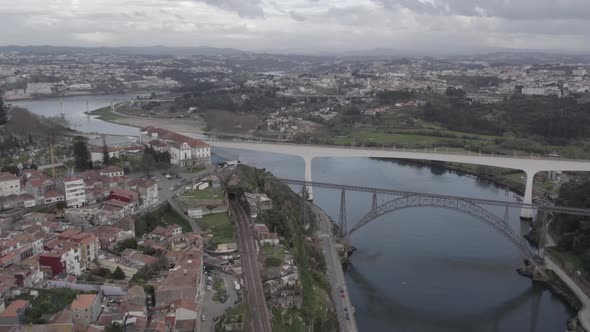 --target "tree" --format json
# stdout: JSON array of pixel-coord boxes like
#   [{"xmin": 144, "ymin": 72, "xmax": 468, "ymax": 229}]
[
  {"xmin": 102, "ymin": 135, "xmax": 110, "ymax": 165},
  {"xmin": 112, "ymin": 266, "xmax": 126, "ymax": 280},
  {"xmin": 0, "ymin": 93, "xmax": 7, "ymax": 125},
  {"xmin": 141, "ymin": 150, "xmax": 156, "ymax": 176},
  {"xmin": 72, "ymin": 136, "xmax": 91, "ymax": 171},
  {"xmin": 106, "ymin": 322, "xmax": 124, "ymax": 332}
]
